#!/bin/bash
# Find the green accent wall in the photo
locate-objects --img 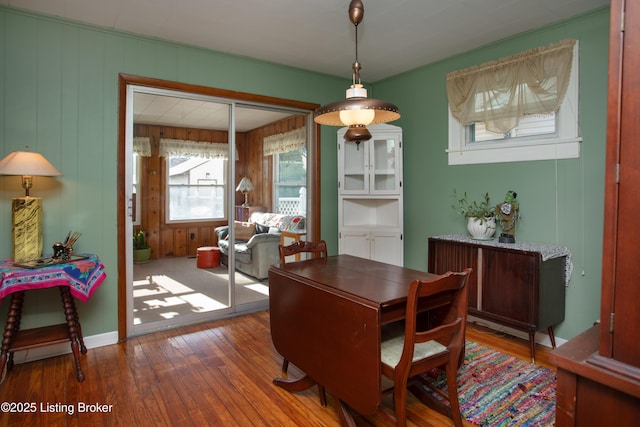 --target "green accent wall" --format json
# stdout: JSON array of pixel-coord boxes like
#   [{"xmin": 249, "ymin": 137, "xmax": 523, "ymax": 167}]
[
  {"xmin": 0, "ymin": 5, "xmax": 609, "ymax": 341},
  {"xmin": 0, "ymin": 6, "xmax": 344, "ymax": 337},
  {"xmin": 375, "ymin": 7, "xmax": 610, "ymax": 339}
]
